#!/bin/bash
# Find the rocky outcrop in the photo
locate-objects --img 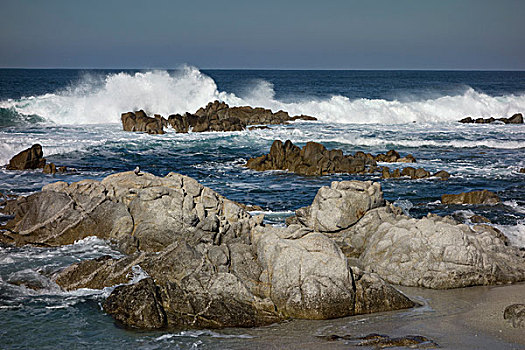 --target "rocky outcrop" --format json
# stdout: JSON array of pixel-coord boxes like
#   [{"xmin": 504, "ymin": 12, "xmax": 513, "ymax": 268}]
[
  {"xmin": 246, "ymin": 140, "xmax": 377, "ymax": 175},
  {"xmin": 121, "ymin": 110, "xmax": 167, "ymax": 134},
  {"xmin": 6, "ymin": 144, "xmax": 46, "ymax": 170},
  {"xmin": 459, "ymin": 113, "xmax": 523, "ymax": 124},
  {"xmin": 167, "ymin": 101, "xmax": 316, "ymax": 133},
  {"xmin": 246, "ymin": 140, "xmax": 438, "ymax": 179},
  {"xmin": 504, "ymin": 304, "xmax": 525, "ymax": 328},
  {"xmin": 441, "ymin": 190, "xmax": 501, "ymax": 205},
  {"xmin": 2, "ymin": 172, "xmax": 414, "ymax": 330},
  {"xmin": 288, "ymin": 181, "xmax": 525, "ymax": 289}
]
